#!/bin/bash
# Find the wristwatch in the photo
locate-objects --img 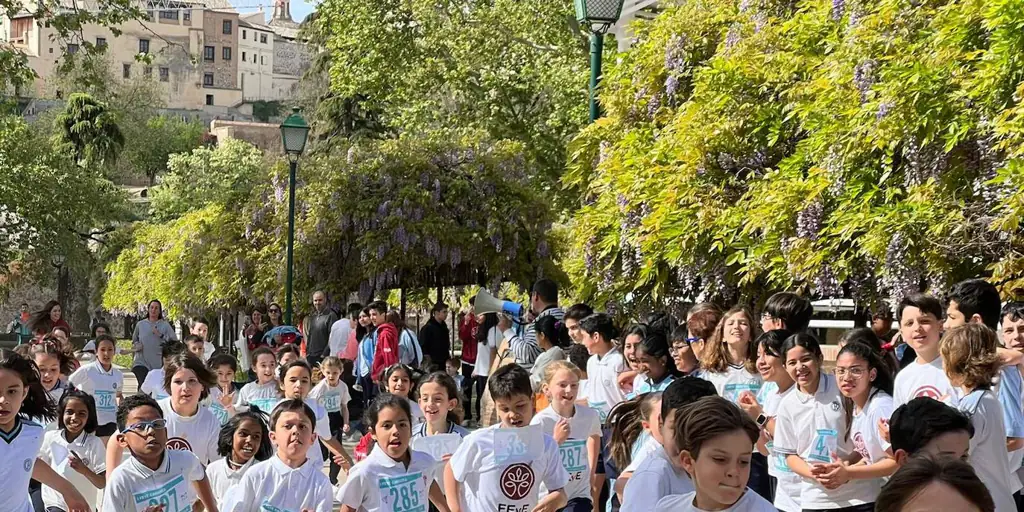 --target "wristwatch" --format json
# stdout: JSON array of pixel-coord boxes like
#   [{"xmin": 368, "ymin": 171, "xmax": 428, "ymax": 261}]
[{"xmin": 756, "ymin": 413, "xmax": 769, "ymax": 429}]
